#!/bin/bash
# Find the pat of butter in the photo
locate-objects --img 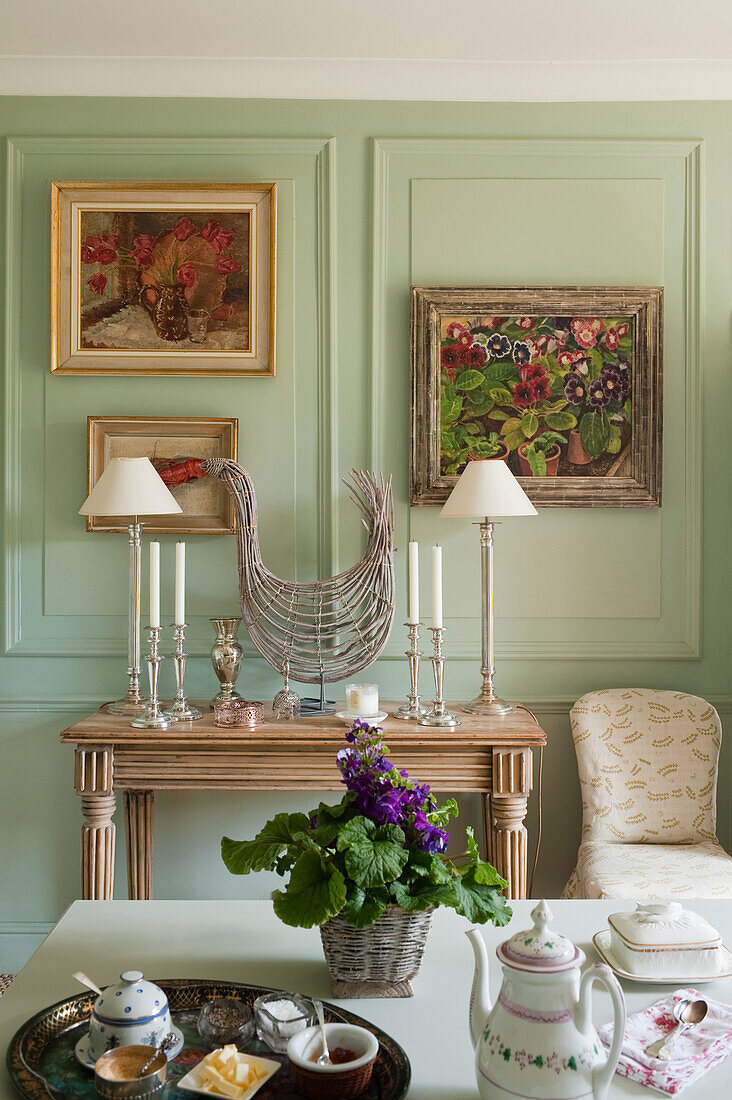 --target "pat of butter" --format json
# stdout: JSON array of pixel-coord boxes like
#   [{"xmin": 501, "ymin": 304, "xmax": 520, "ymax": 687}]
[
  {"xmin": 234, "ymin": 1062, "xmax": 251, "ymax": 1085},
  {"xmin": 200, "ymin": 1064, "xmax": 243, "ymax": 1098}
]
